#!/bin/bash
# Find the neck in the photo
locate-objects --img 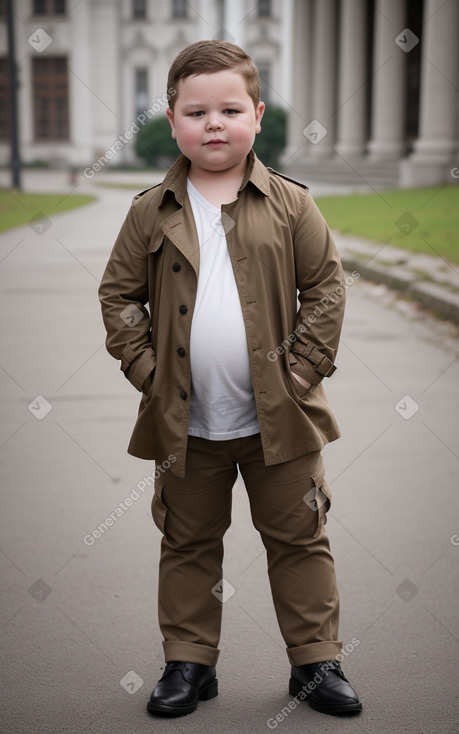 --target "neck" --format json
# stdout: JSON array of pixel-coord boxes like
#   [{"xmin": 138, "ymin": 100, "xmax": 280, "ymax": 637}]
[
  {"xmin": 188, "ymin": 158, "xmax": 248, "ymax": 206},
  {"xmin": 189, "ymin": 157, "xmax": 247, "ymax": 185}
]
